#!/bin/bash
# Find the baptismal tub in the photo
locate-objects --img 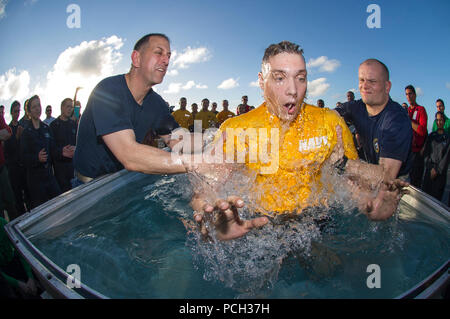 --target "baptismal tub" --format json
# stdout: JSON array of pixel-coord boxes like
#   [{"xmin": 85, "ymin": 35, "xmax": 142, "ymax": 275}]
[{"xmin": 4, "ymin": 169, "xmax": 449, "ymax": 299}]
